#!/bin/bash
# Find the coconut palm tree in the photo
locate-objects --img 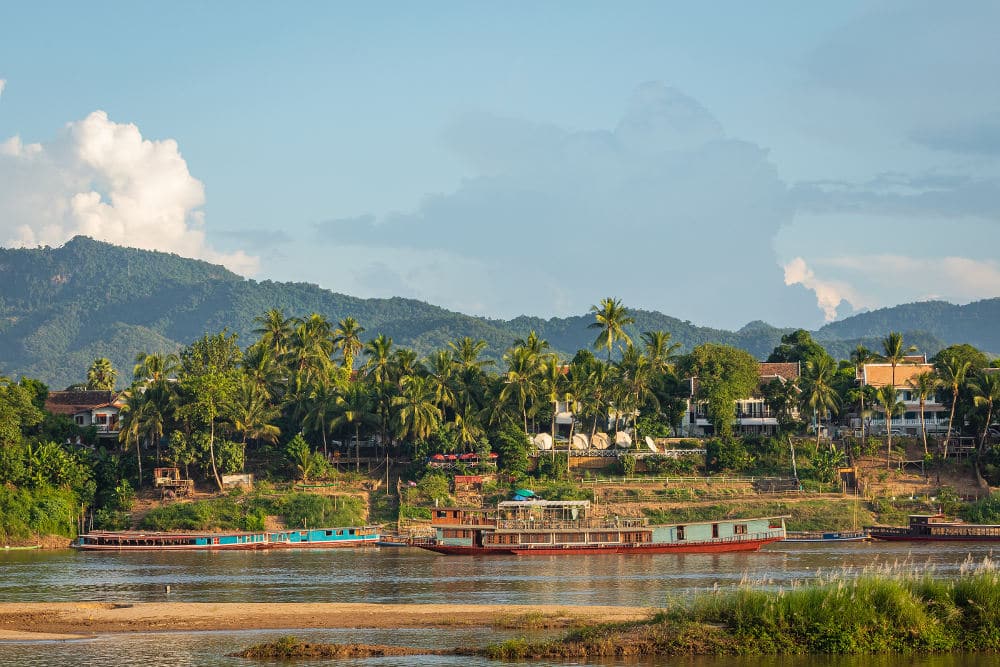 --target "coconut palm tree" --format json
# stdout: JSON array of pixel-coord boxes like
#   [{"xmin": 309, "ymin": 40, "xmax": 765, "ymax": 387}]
[
  {"xmin": 333, "ymin": 382, "xmax": 377, "ymax": 470},
  {"xmin": 333, "ymin": 316, "xmax": 366, "ymax": 372},
  {"xmin": 589, "ymin": 297, "xmax": 634, "ymax": 362},
  {"xmin": 907, "ymin": 371, "xmax": 940, "ymax": 456},
  {"xmin": 303, "ymin": 371, "xmax": 342, "ymax": 455},
  {"xmin": 538, "ymin": 355, "xmax": 566, "ymax": 461},
  {"xmin": 392, "ymin": 375, "xmax": 442, "ymax": 446},
  {"xmin": 877, "ymin": 385, "xmax": 905, "ymax": 469},
  {"xmin": 936, "ymin": 354, "xmax": 971, "ymax": 458},
  {"xmin": 86, "ymin": 358, "xmax": 117, "ymax": 391},
  {"xmin": 617, "ymin": 342, "xmax": 657, "ymax": 442},
  {"xmin": 363, "ymin": 334, "xmax": 394, "ymax": 449},
  {"xmin": 253, "ymin": 308, "xmax": 294, "ymax": 359},
  {"xmin": 850, "ymin": 345, "xmax": 878, "ymax": 442},
  {"xmin": 133, "ymin": 352, "xmax": 180, "ymax": 386},
  {"xmin": 881, "ymin": 331, "xmax": 916, "ymax": 389},
  {"xmin": 499, "ymin": 346, "xmax": 539, "ymax": 435},
  {"xmin": 228, "ymin": 376, "xmax": 280, "ymax": 461},
  {"xmin": 969, "ymin": 371, "xmax": 1000, "ymax": 454},
  {"xmin": 284, "ymin": 313, "xmax": 334, "ymax": 385},
  {"xmin": 425, "ymin": 350, "xmax": 456, "ymax": 415},
  {"xmin": 641, "ymin": 330, "xmax": 680, "ymax": 376},
  {"xmin": 800, "ymin": 355, "xmax": 840, "ymax": 452}
]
